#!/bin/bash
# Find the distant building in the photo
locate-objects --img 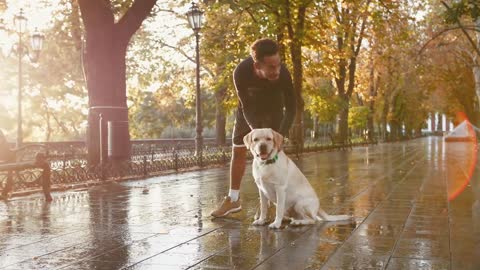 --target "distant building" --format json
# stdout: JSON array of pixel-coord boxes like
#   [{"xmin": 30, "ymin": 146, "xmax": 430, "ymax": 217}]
[{"xmin": 423, "ymin": 113, "xmax": 453, "ymax": 133}]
